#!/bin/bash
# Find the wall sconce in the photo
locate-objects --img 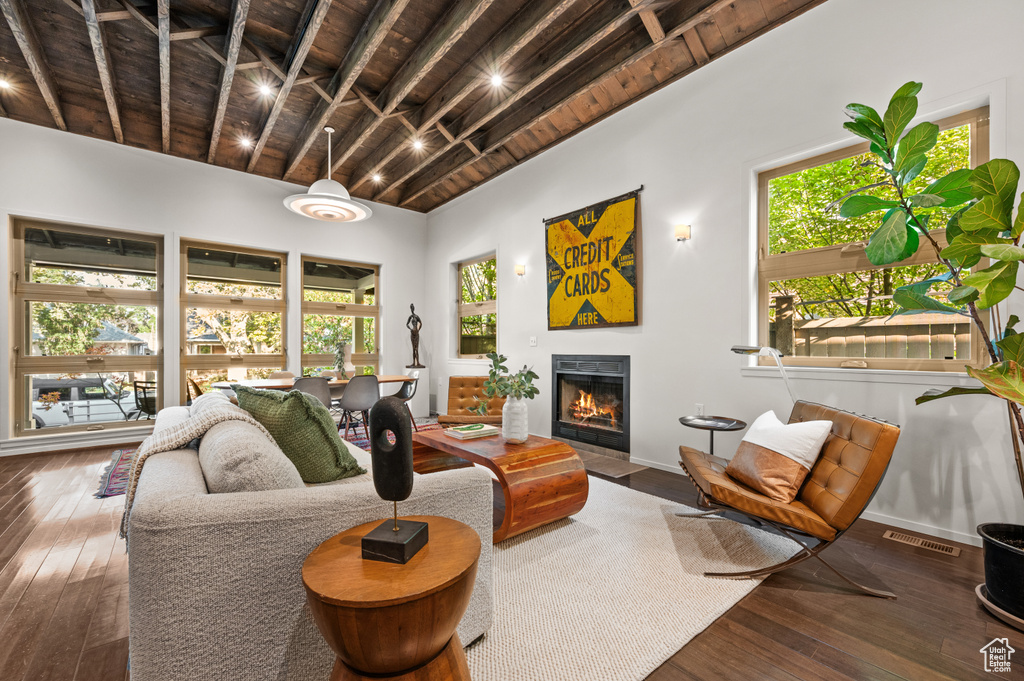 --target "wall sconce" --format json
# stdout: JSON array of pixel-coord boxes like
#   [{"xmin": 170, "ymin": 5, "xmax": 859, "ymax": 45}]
[
  {"xmin": 515, "ymin": 264, "xmax": 526, "ymax": 276},
  {"xmin": 675, "ymin": 224, "xmax": 692, "ymax": 241}
]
